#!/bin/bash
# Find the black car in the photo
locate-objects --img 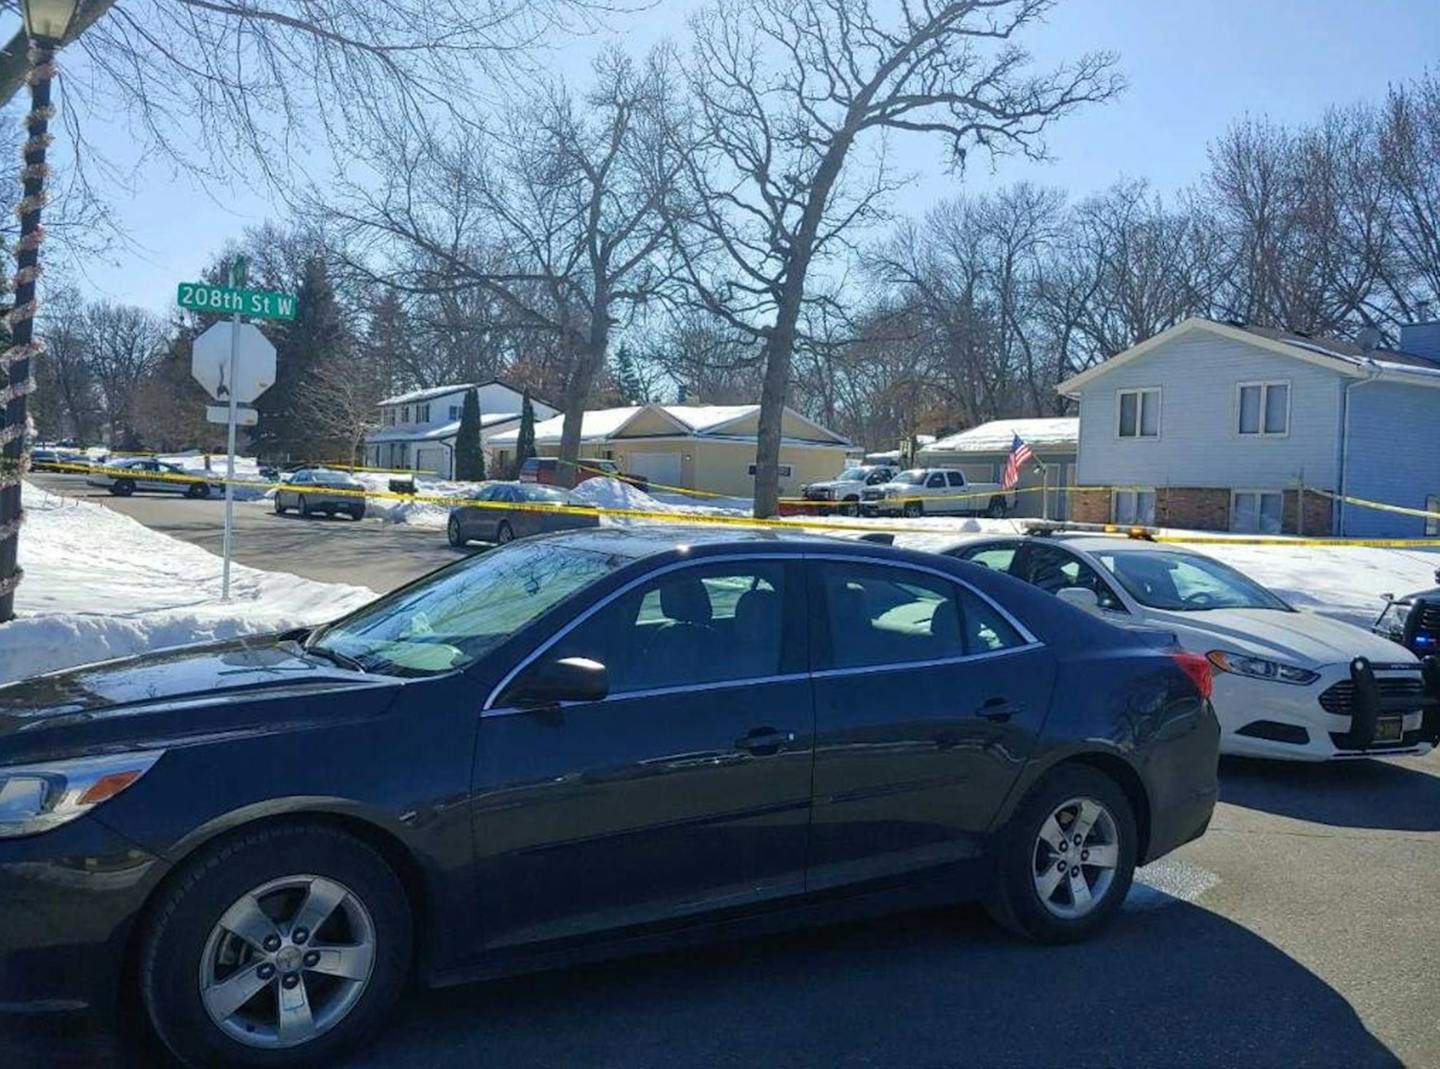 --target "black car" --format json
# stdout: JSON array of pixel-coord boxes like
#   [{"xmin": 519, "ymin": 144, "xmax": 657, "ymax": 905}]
[
  {"xmin": 0, "ymin": 528, "xmax": 1218, "ymax": 1067},
  {"xmin": 447, "ymin": 481, "xmax": 598, "ymax": 546}
]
